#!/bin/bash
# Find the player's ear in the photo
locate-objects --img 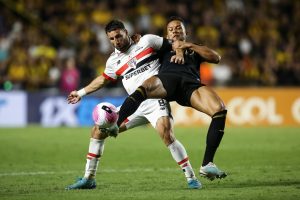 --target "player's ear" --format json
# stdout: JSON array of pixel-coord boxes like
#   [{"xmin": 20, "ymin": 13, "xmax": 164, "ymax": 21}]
[{"xmin": 131, "ymin": 34, "xmax": 141, "ymax": 43}]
